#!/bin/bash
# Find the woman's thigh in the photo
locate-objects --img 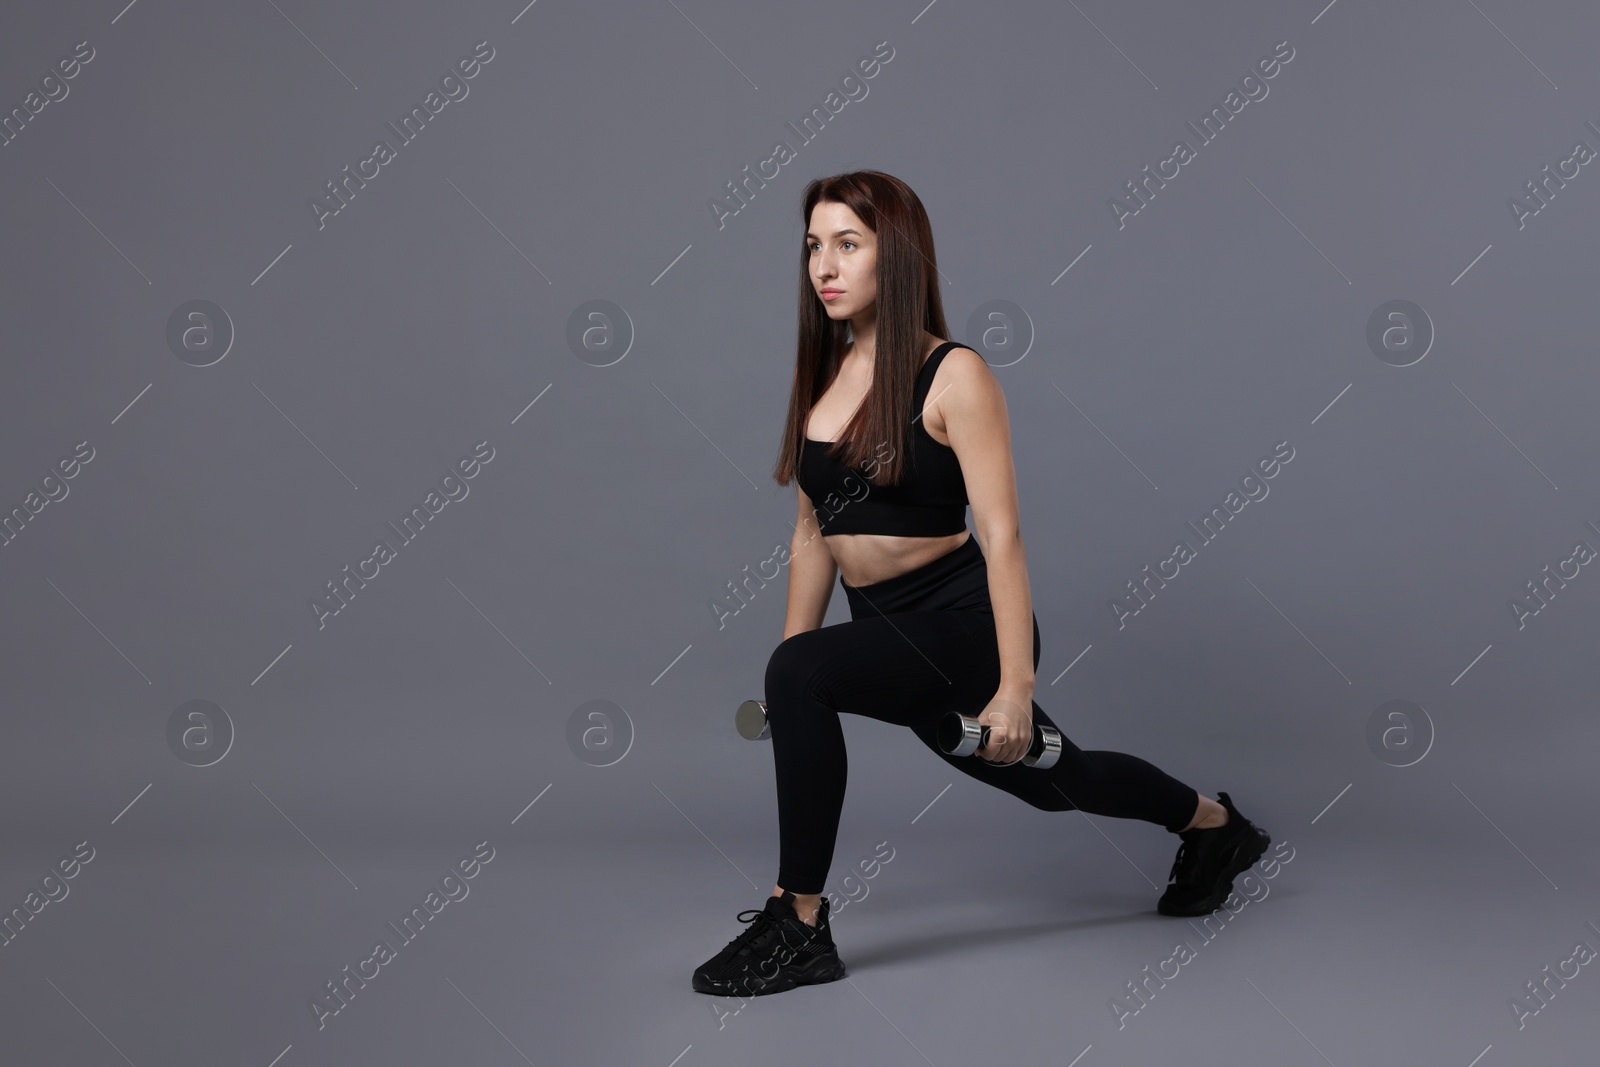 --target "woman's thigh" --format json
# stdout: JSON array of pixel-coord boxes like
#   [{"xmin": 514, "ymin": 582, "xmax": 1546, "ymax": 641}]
[{"xmin": 765, "ymin": 608, "xmax": 1008, "ymax": 730}]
